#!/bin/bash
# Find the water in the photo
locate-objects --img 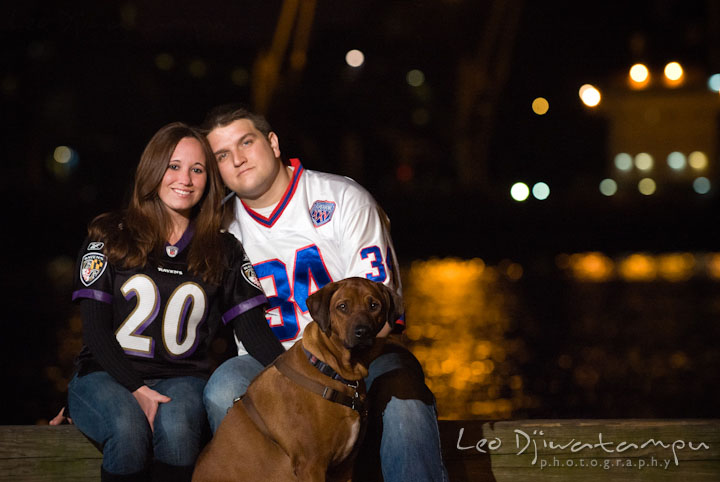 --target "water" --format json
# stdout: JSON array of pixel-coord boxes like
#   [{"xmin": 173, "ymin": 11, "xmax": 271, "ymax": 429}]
[{"xmin": 403, "ymin": 254, "xmax": 720, "ymax": 420}]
